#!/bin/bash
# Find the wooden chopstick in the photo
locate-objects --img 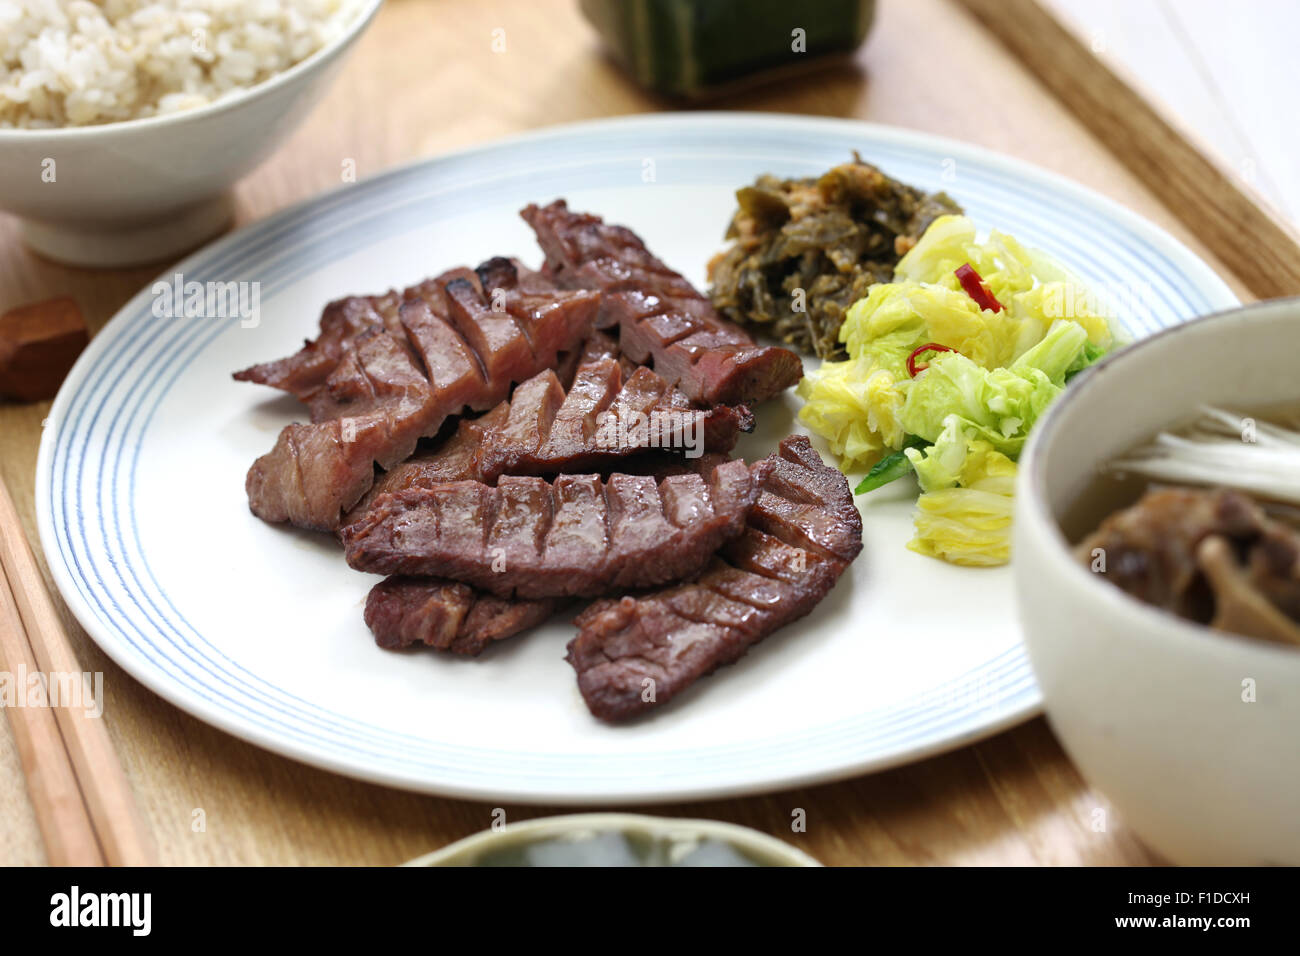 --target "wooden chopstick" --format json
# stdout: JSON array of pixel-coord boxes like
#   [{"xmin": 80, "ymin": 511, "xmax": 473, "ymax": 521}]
[
  {"xmin": 0, "ymin": 476, "xmax": 155, "ymax": 866},
  {"xmin": 0, "ymin": 564, "xmax": 104, "ymax": 865}
]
